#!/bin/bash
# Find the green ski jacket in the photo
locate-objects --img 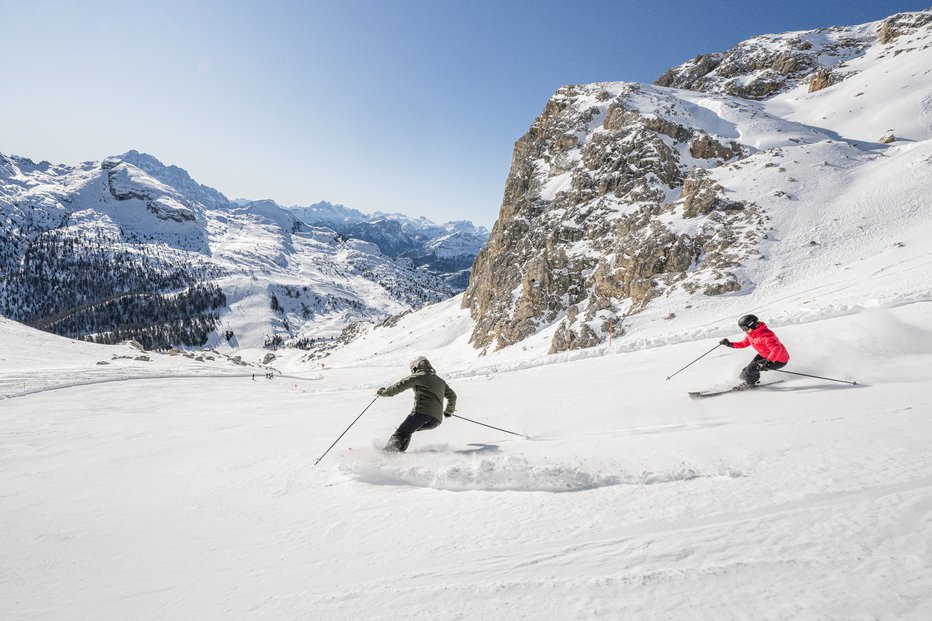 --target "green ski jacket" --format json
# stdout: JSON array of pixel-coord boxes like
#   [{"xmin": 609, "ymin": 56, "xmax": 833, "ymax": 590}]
[{"xmin": 379, "ymin": 358, "xmax": 456, "ymax": 422}]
